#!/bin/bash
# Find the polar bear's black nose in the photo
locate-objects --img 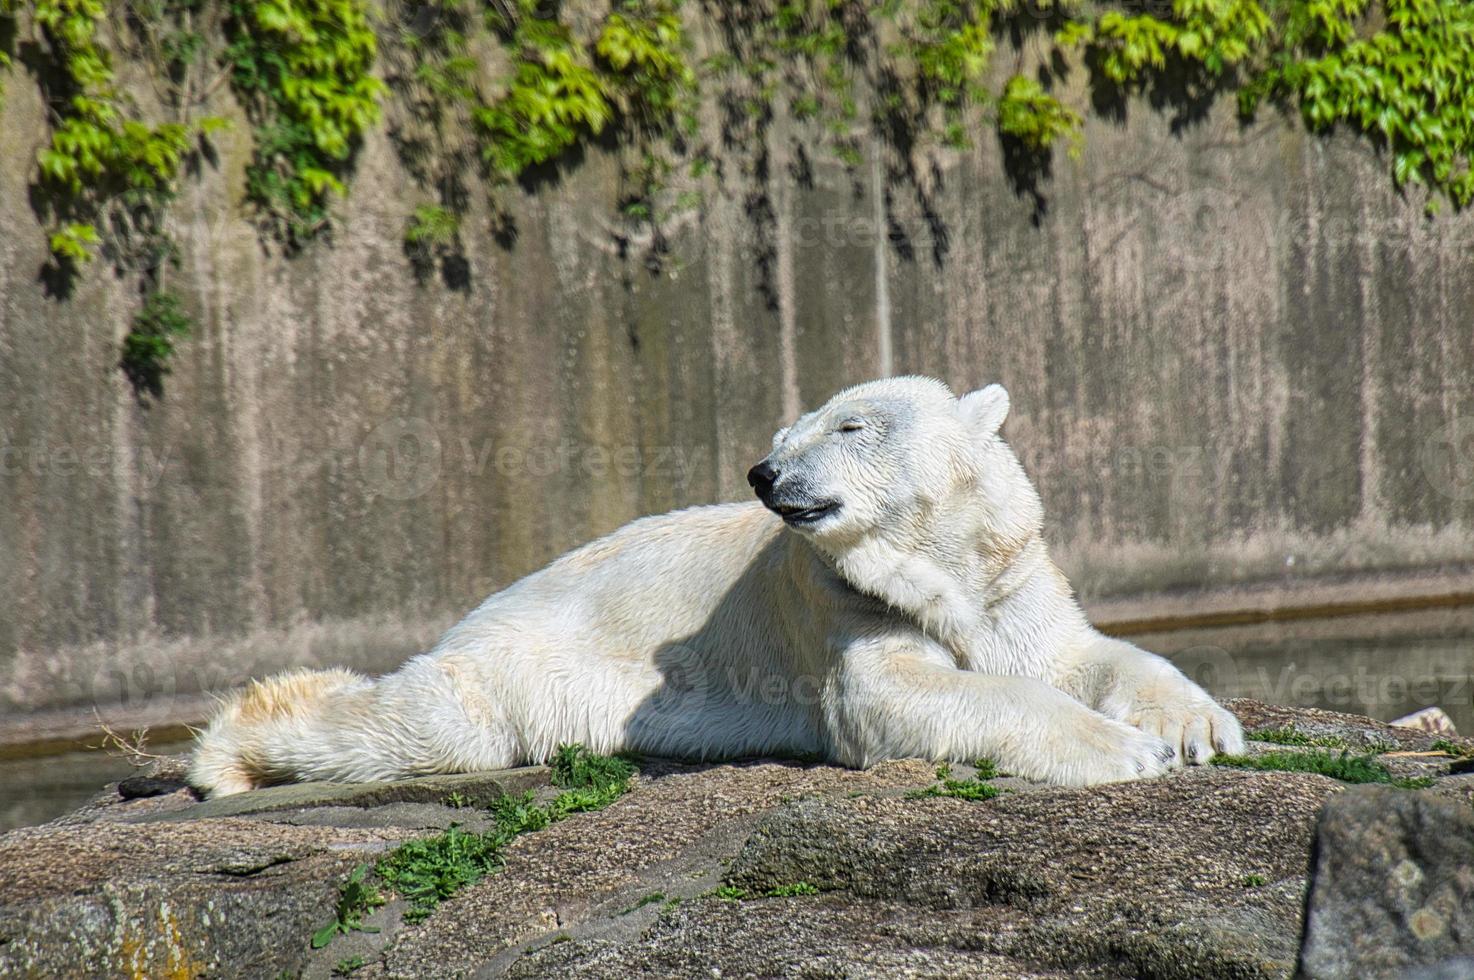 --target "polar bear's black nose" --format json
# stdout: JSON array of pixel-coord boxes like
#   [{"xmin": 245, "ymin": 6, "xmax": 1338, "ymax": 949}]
[{"xmin": 747, "ymin": 461, "xmax": 778, "ymax": 497}]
